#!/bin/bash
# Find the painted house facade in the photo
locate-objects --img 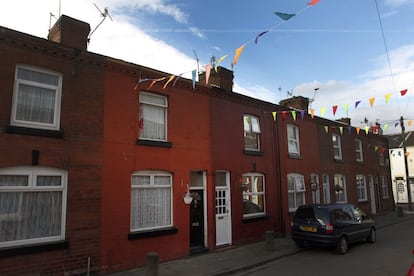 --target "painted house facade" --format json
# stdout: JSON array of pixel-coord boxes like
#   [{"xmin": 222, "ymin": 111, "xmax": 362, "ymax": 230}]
[
  {"xmin": 0, "ymin": 15, "xmax": 394, "ymax": 275},
  {"xmin": 387, "ymin": 131, "xmax": 414, "ymax": 204}
]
